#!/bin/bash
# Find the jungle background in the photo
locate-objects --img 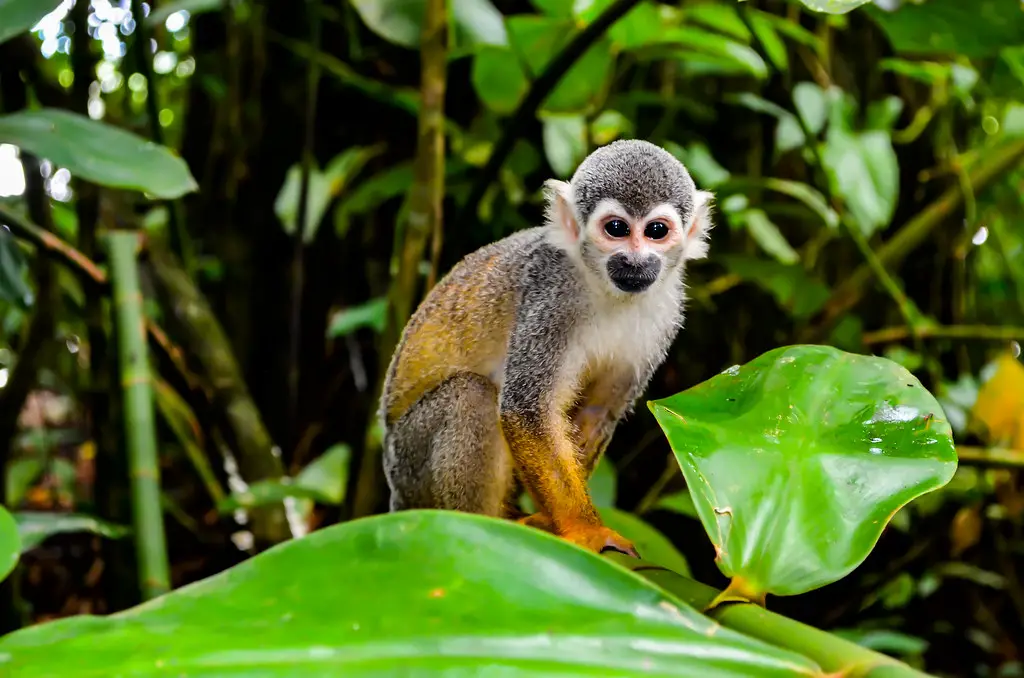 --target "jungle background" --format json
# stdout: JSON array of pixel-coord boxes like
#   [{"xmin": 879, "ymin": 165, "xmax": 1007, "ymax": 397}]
[{"xmin": 0, "ymin": 0, "xmax": 1022, "ymax": 676}]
